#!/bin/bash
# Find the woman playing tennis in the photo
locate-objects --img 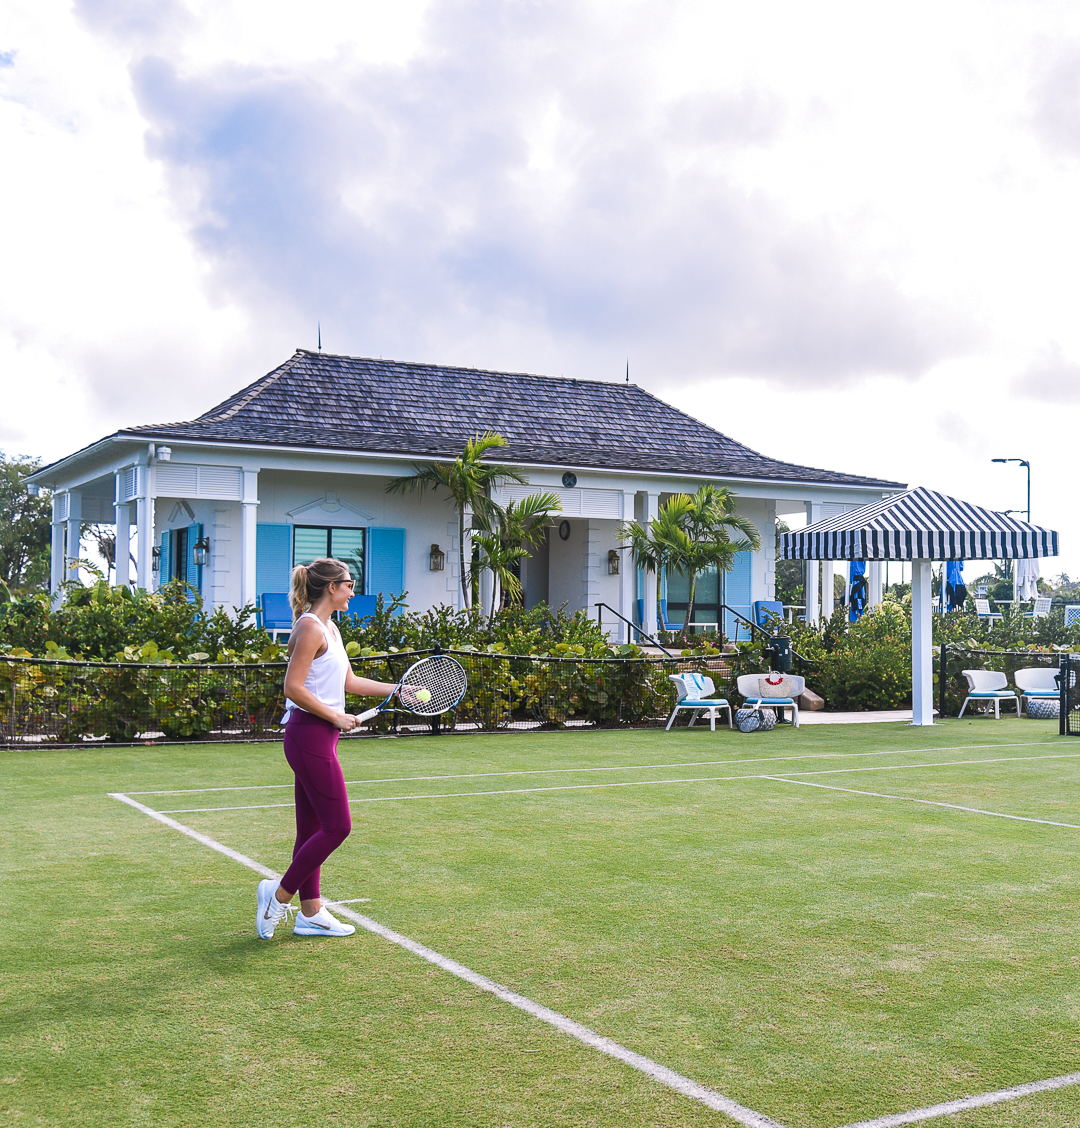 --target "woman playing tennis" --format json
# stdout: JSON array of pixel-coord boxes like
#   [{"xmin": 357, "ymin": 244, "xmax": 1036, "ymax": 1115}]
[{"xmin": 256, "ymin": 557, "xmax": 402, "ymax": 940}]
